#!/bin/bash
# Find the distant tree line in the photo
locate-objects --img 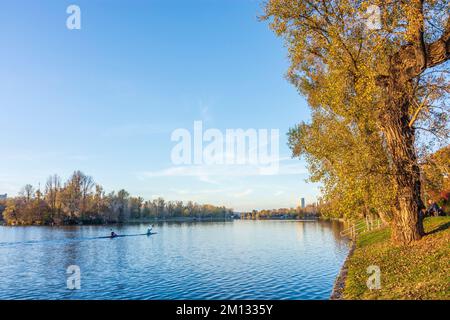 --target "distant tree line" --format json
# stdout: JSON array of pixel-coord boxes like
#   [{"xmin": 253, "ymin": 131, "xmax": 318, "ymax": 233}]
[
  {"xmin": 242, "ymin": 205, "xmax": 318, "ymax": 220},
  {"xmin": 0, "ymin": 171, "xmax": 233, "ymax": 225}
]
